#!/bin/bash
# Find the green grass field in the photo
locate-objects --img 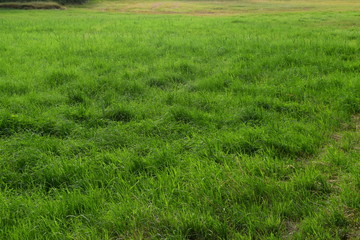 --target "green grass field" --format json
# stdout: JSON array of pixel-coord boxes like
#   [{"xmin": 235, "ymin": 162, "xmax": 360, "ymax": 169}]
[{"xmin": 0, "ymin": 1, "xmax": 359, "ymax": 239}]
